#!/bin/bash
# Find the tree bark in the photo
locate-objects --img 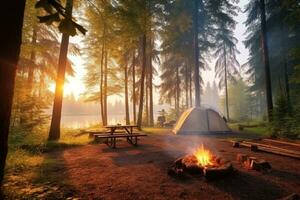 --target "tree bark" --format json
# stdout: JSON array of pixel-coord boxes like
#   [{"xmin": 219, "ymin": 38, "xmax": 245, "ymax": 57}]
[
  {"xmin": 104, "ymin": 50, "xmax": 108, "ymax": 125},
  {"xmin": 185, "ymin": 63, "xmax": 189, "ymax": 108},
  {"xmin": 260, "ymin": 0, "xmax": 273, "ymax": 121},
  {"xmin": 176, "ymin": 65, "xmax": 180, "ymax": 117},
  {"xmin": 125, "ymin": 62, "xmax": 130, "ymax": 125},
  {"xmin": 0, "ymin": 0, "xmax": 25, "ymax": 189},
  {"xmin": 149, "ymin": 49, "xmax": 154, "ymax": 127},
  {"xmin": 145, "ymin": 79, "xmax": 149, "ymax": 126},
  {"xmin": 283, "ymin": 58, "xmax": 290, "ymax": 105},
  {"xmin": 137, "ymin": 34, "xmax": 147, "ymax": 129},
  {"xmin": 193, "ymin": 0, "xmax": 201, "ymax": 107},
  {"xmin": 132, "ymin": 52, "xmax": 136, "ymax": 124},
  {"xmin": 189, "ymin": 66, "xmax": 193, "ymax": 107},
  {"xmin": 39, "ymin": 70, "xmax": 45, "ymax": 98},
  {"xmin": 48, "ymin": 0, "xmax": 73, "ymax": 140},
  {"xmin": 224, "ymin": 45, "xmax": 230, "ymax": 121},
  {"xmin": 99, "ymin": 33, "xmax": 105, "ymax": 126},
  {"xmin": 279, "ymin": 25, "xmax": 291, "ymax": 106},
  {"xmin": 27, "ymin": 27, "xmax": 37, "ymax": 93}
]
